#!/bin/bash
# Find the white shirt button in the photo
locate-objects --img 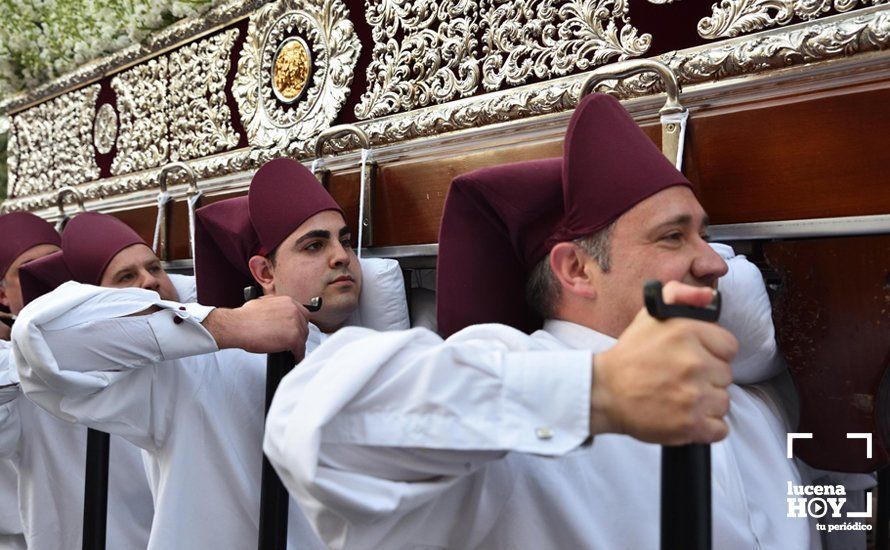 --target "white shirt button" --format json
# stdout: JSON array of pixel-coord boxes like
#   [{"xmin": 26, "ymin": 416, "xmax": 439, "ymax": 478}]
[{"xmin": 535, "ymin": 427, "xmax": 553, "ymax": 440}]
